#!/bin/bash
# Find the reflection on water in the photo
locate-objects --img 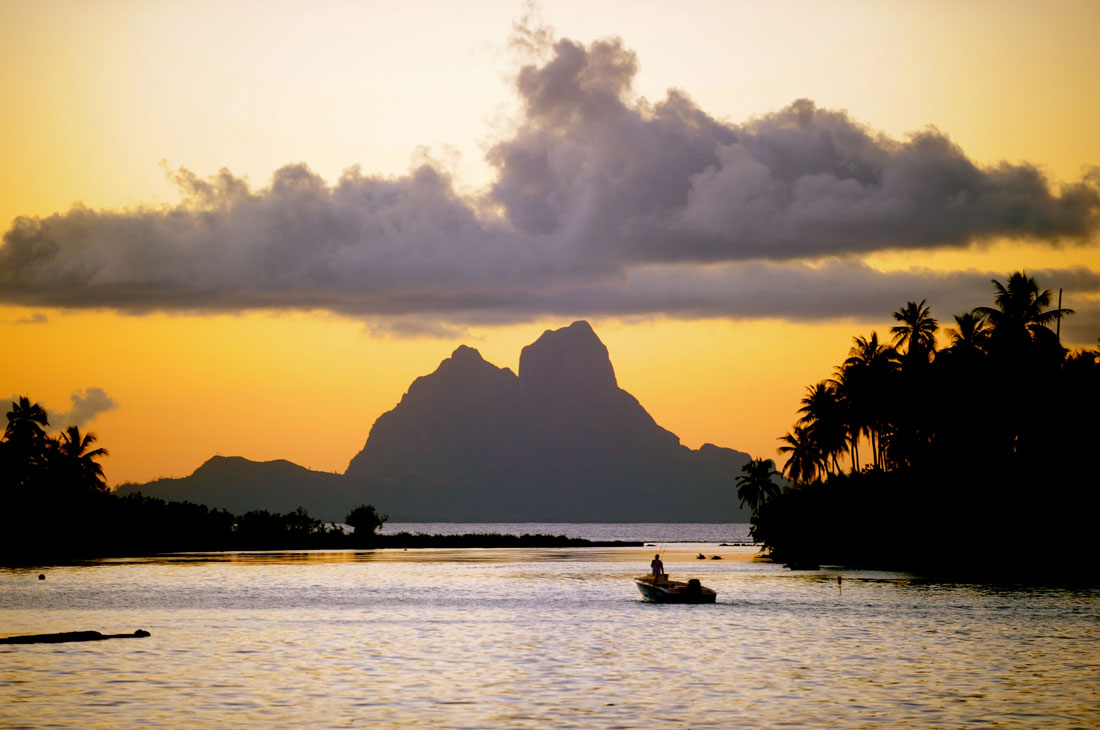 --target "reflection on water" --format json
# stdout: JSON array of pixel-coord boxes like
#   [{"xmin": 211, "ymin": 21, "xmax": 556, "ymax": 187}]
[
  {"xmin": 2, "ymin": 545, "xmax": 1098, "ymax": 729},
  {"xmin": 378, "ymin": 522, "xmax": 753, "ymax": 543}
]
